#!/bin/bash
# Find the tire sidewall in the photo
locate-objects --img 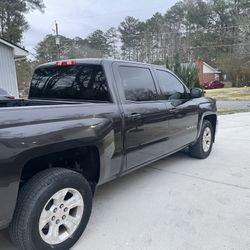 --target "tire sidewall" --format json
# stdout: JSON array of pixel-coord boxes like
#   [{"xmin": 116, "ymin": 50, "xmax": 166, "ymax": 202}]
[
  {"xmin": 27, "ymin": 175, "xmax": 92, "ymax": 250},
  {"xmin": 199, "ymin": 120, "xmax": 213, "ymax": 158}
]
